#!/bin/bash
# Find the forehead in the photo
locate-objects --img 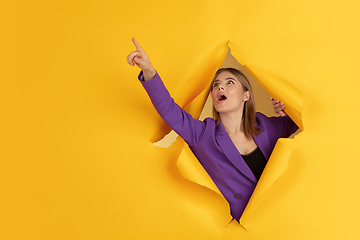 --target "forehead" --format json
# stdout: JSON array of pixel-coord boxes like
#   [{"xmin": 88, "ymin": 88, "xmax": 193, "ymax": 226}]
[{"xmin": 213, "ymin": 71, "xmax": 239, "ymax": 82}]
